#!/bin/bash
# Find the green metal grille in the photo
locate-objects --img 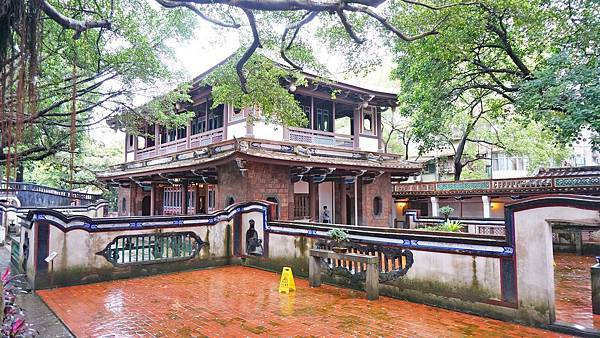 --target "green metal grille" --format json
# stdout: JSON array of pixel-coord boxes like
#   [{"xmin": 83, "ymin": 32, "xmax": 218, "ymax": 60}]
[{"xmin": 99, "ymin": 232, "xmax": 202, "ymax": 266}]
